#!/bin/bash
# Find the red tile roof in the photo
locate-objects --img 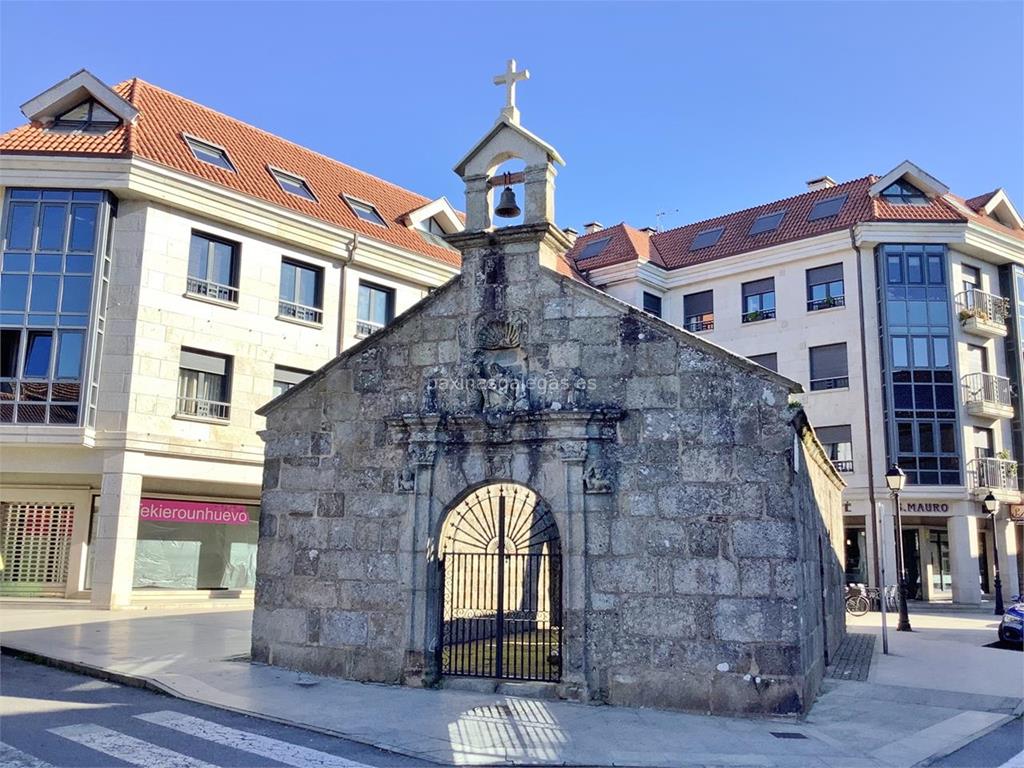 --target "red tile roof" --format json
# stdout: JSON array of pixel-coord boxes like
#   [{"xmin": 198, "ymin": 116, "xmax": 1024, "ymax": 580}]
[
  {"xmin": 1, "ymin": 79, "xmax": 461, "ymax": 268},
  {"xmin": 964, "ymin": 190, "xmax": 999, "ymax": 212},
  {"xmin": 569, "ymin": 175, "xmax": 1022, "ymax": 273}
]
